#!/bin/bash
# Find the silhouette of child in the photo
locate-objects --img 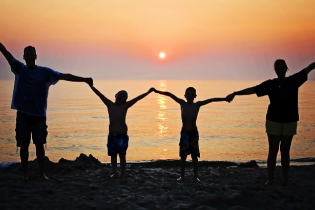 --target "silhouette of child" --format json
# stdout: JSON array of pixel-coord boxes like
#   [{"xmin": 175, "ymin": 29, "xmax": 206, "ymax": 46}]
[
  {"xmin": 89, "ymin": 85, "xmax": 154, "ymax": 177},
  {"xmin": 153, "ymin": 87, "xmax": 230, "ymax": 181}
]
